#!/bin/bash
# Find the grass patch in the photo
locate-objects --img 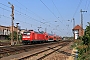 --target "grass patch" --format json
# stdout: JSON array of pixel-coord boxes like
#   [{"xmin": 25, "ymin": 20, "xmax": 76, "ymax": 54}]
[{"xmin": 0, "ymin": 40, "xmax": 10, "ymax": 42}]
